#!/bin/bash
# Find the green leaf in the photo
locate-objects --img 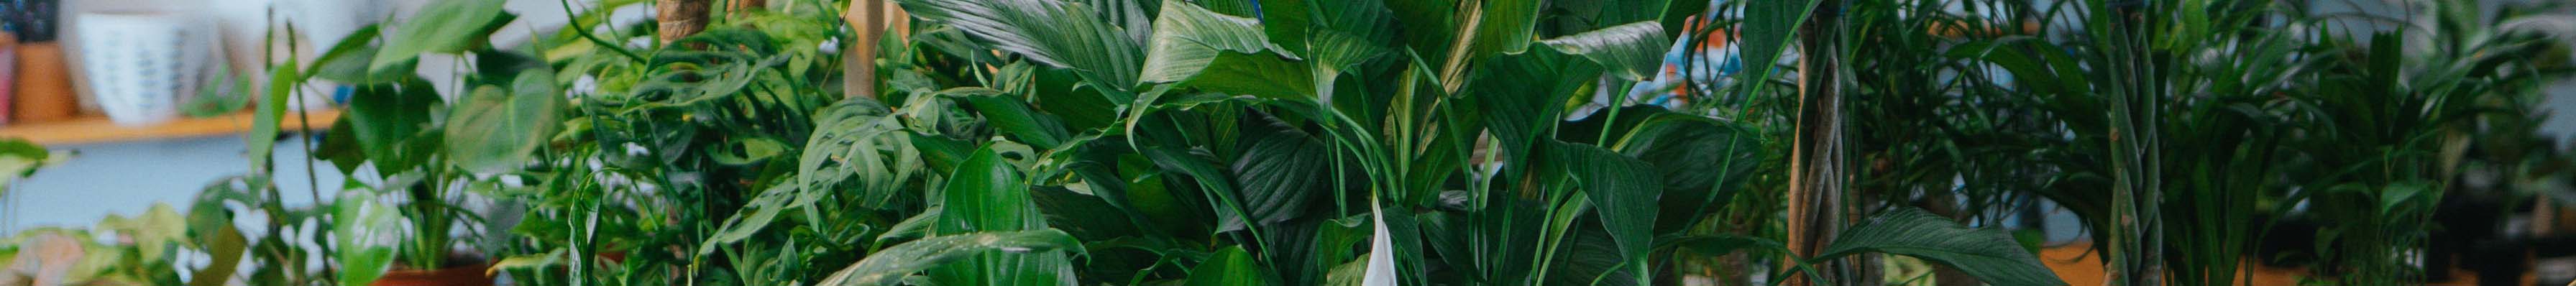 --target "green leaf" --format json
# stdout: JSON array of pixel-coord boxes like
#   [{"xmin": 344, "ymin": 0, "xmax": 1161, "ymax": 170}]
[
  {"xmin": 1737, "ymin": 0, "xmax": 1826, "ymax": 95},
  {"xmin": 372, "ymin": 0, "xmax": 510, "ymax": 72},
  {"xmin": 185, "ymin": 221, "xmax": 247, "ymax": 286},
  {"xmin": 799, "ymin": 98, "xmax": 921, "ymax": 209},
  {"xmin": 444, "ymin": 71, "xmax": 564, "ymax": 174},
  {"xmin": 954, "ymin": 90, "xmax": 1075, "ymax": 149},
  {"xmin": 1543, "ymin": 142, "xmax": 1663, "ymax": 282},
  {"xmin": 0, "ymin": 138, "xmax": 56, "ymax": 195},
  {"xmin": 1466, "ymin": 0, "xmax": 1544, "ymax": 57},
  {"xmin": 1181, "ymin": 54, "xmax": 1316, "ymax": 100},
  {"xmin": 310, "ymin": 25, "xmax": 418, "ymax": 85},
  {"xmin": 931, "ymin": 146, "xmax": 1077, "ymax": 285},
  {"xmin": 1140, "ymin": 148, "xmax": 1261, "ymax": 232},
  {"xmin": 95, "ymin": 203, "xmax": 185, "ymax": 262},
  {"xmin": 1138, "ymin": 1, "xmax": 1274, "ymax": 85},
  {"xmin": 1587, "ymin": 108, "xmax": 1763, "ymax": 234},
  {"xmin": 334, "ymin": 190, "xmax": 402, "ymax": 286},
  {"xmin": 1539, "ymin": 22, "xmax": 1672, "ymax": 81},
  {"xmin": 248, "ymin": 64, "xmax": 297, "ymax": 169},
  {"xmin": 343, "ymin": 83, "xmax": 441, "ymax": 172},
  {"xmin": 1186, "ymin": 246, "xmax": 1274, "ymax": 286},
  {"xmin": 817, "ymin": 229, "xmax": 1085, "ymax": 286},
  {"xmin": 1227, "ymin": 116, "xmax": 1334, "ymax": 230},
  {"xmin": 1819, "ymin": 207, "xmax": 2067, "ymax": 286},
  {"xmin": 896, "ymin": 0, "xmax": 1146, "ymax": 90}
]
